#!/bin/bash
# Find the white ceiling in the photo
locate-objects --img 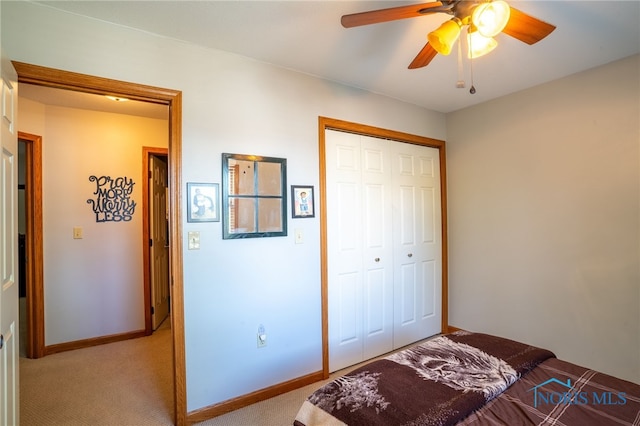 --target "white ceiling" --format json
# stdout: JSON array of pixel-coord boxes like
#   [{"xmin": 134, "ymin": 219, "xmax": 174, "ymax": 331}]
[
  {"xmin": 20, "ymin": 84, "xmax": 169, "ymax": 119},
  {"xmin": 32, "ymin": 0, "xmax": 640, "ymax": 113}
]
